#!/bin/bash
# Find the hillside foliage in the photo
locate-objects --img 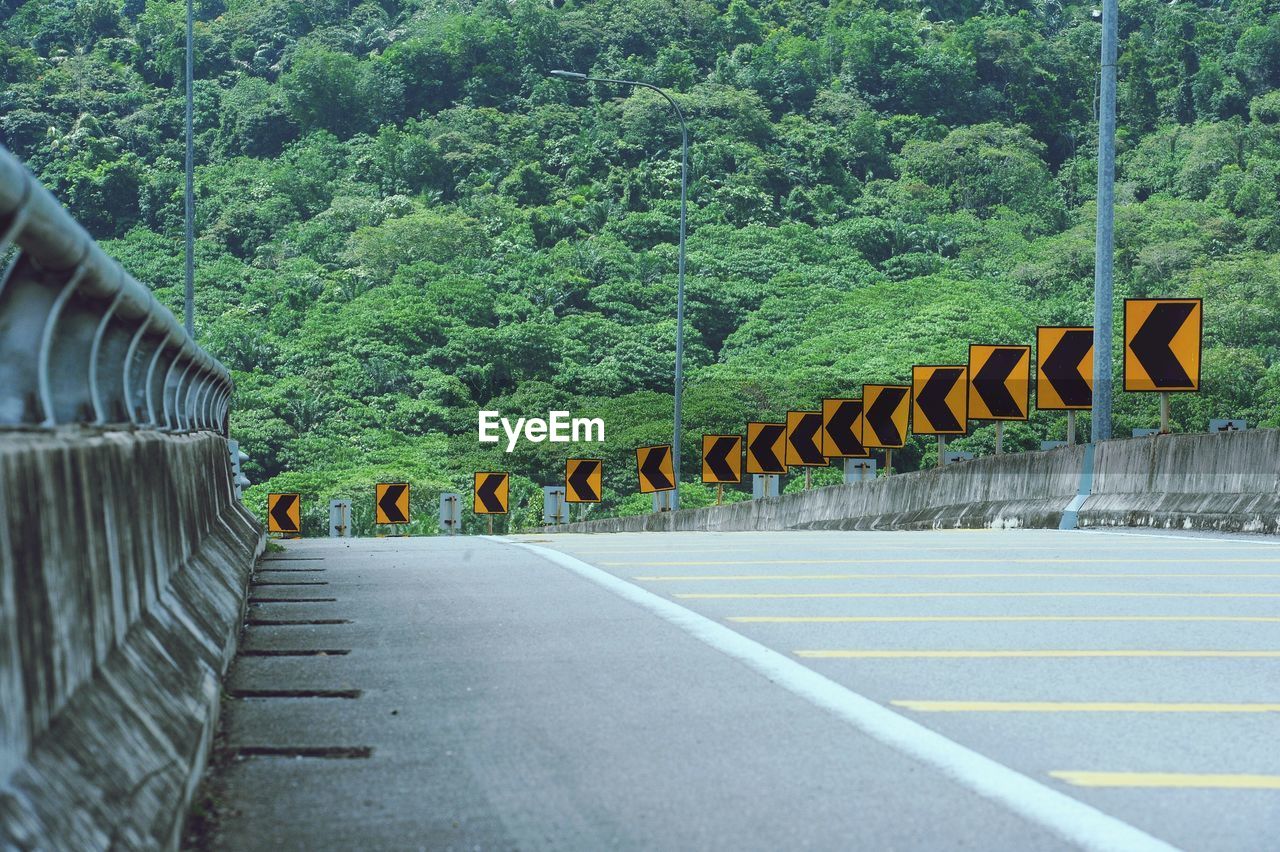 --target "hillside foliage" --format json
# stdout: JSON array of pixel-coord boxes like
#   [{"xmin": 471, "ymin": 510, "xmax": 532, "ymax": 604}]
[{"xmin": 4, "ymin": 0, "xmax": 1280, "ymax": 533}]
